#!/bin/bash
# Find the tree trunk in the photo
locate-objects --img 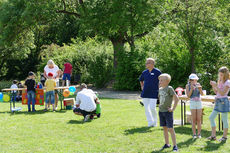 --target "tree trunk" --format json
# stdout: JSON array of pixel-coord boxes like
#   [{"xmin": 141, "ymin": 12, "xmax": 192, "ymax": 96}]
[
  {"xmin": 110, "ymin": 37, "xmax": 125, "ymax": 69},
  {"xmin": 190, "ymin": 47, "xmax": 195, "ymax": 73}
]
